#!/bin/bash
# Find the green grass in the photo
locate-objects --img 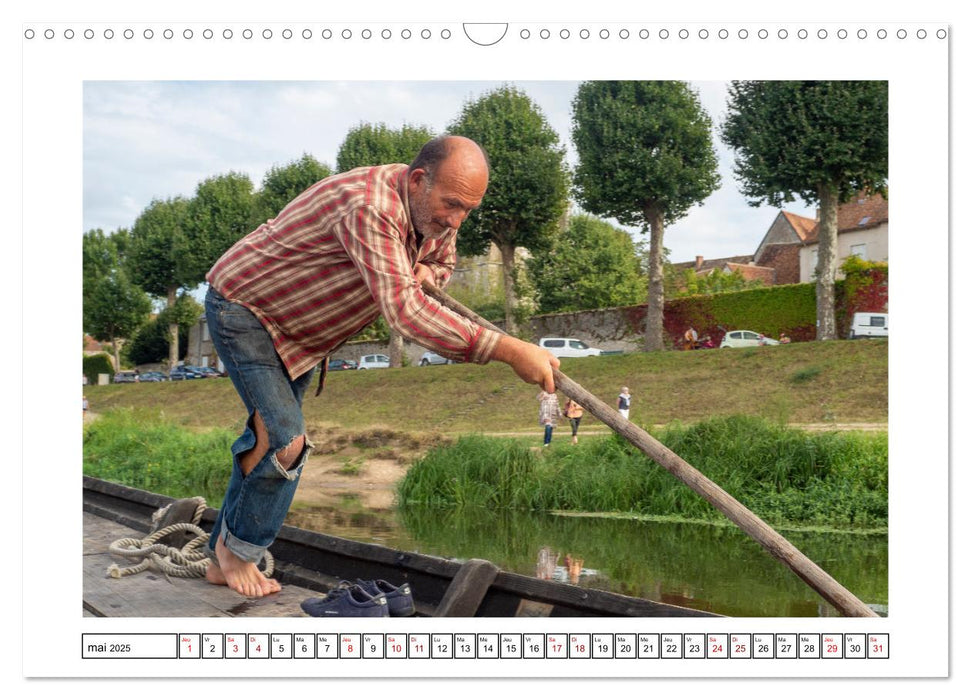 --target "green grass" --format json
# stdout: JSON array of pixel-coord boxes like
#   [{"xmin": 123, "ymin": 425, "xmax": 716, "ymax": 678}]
[
  {"xmin": 82, "ymin": 339, "xmax": 887, "ymax": 434},
  {"xmin": 82, "ymin": 407, "xmax": 235, "ymax": 503},
  {"xmin": 397, "ymin": 416, "xmax": 888, "ymax": 531}
]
